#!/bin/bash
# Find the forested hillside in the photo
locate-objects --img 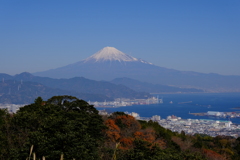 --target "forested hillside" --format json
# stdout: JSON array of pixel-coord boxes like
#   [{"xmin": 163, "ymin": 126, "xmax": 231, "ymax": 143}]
[{"xmin": 0, "ymin": 80, "xmax": 112, "ymax": 104}]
